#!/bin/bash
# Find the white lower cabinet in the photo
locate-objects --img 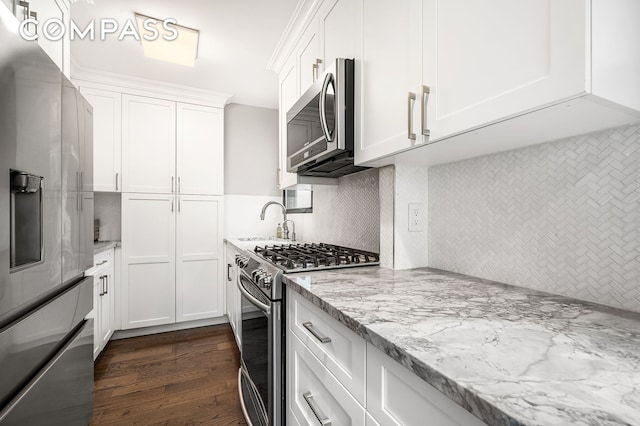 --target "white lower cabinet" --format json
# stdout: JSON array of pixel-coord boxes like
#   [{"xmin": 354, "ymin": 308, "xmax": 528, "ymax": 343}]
[
  {"xmin": 288, "ymin": 333, "xmax": 365, "ymax": 426},
  {"xmin": 286, "ymin": 289, "xmax": 488, "ymax": 426},
  {"xmin": 366, "ymin": 343, "xmax": 486, "ymax": 426},
  {"xmin": 225, "ymin": 243, "xmax": 241, "ymax": 347},
  {"xmin": 88, "ymin": 248, "xmax": 115, "ymax": 360},
  {"xmin": 176, "ymin": 195, "xmax": 223, "ymax": 322},
  {"xmin": 122, "ymin": 193, "xmax": 176, "ymax": 329},
  {"xmin": 288, "ymin": 290, "xmax": 366, "ymax": 404},
  {"xmin": 122, "ymin": 193, "xmax": 223, "ymax": 330}
]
